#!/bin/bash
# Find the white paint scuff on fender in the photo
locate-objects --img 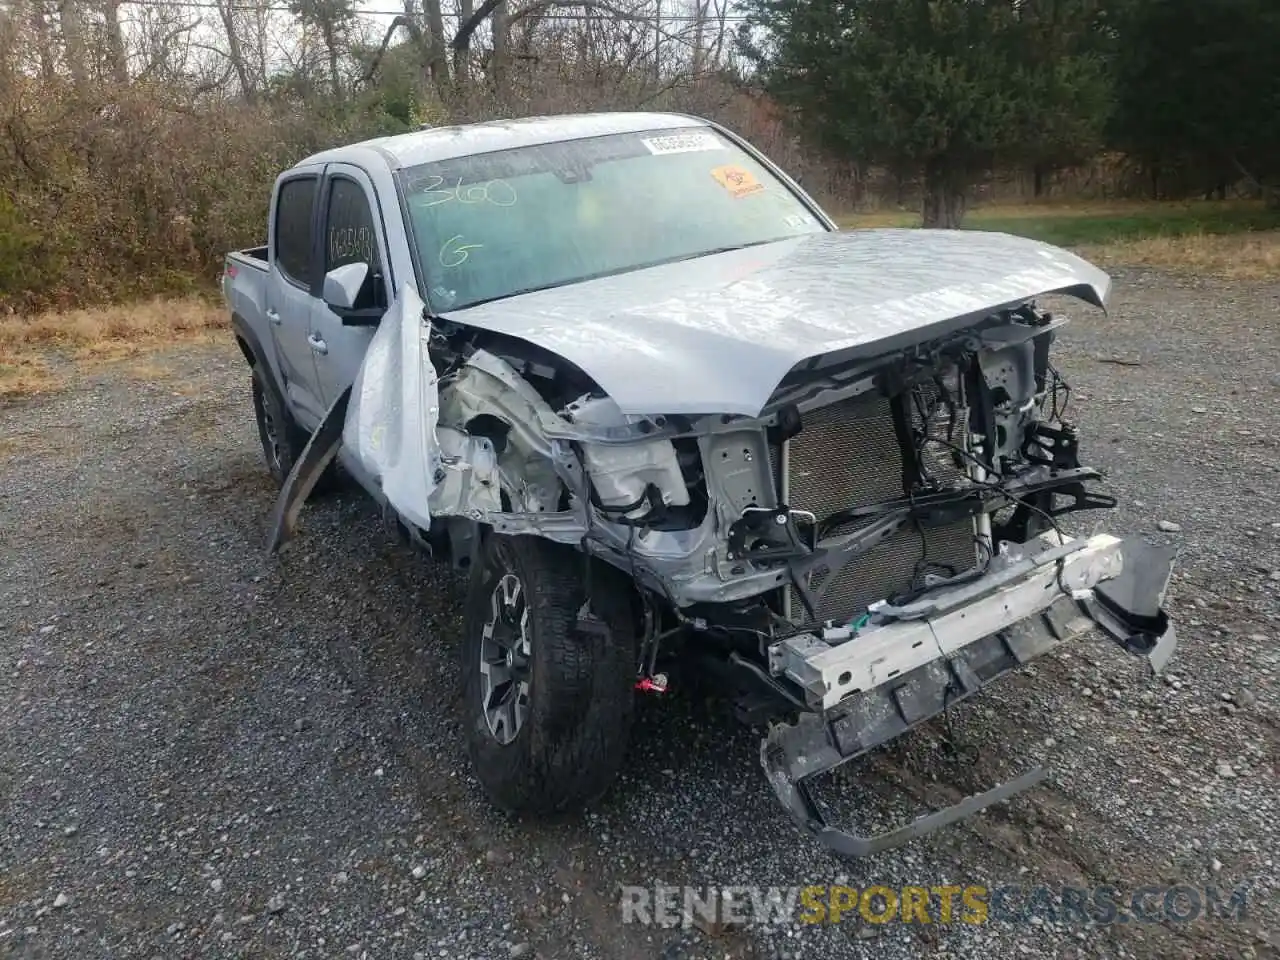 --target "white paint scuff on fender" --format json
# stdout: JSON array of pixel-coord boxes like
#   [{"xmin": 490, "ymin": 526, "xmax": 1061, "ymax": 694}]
[{"xmin": 343, "ymin": 284, "xmax": 441, "ymax": 531}]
